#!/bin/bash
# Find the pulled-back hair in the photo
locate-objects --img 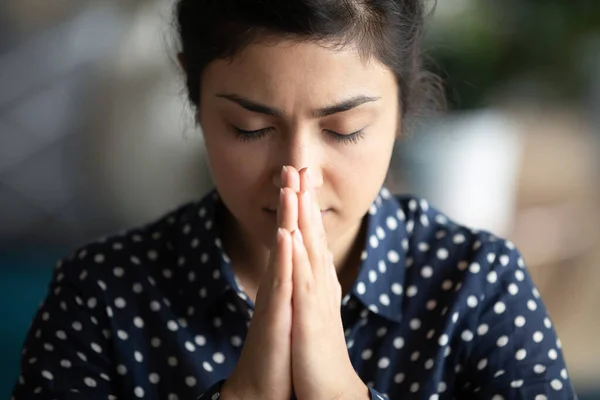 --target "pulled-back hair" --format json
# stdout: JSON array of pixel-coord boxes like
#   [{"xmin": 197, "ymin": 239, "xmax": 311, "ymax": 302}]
[{"xmin": 174, "ymin": 0, "xmax": 445, "ymax": 127}]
